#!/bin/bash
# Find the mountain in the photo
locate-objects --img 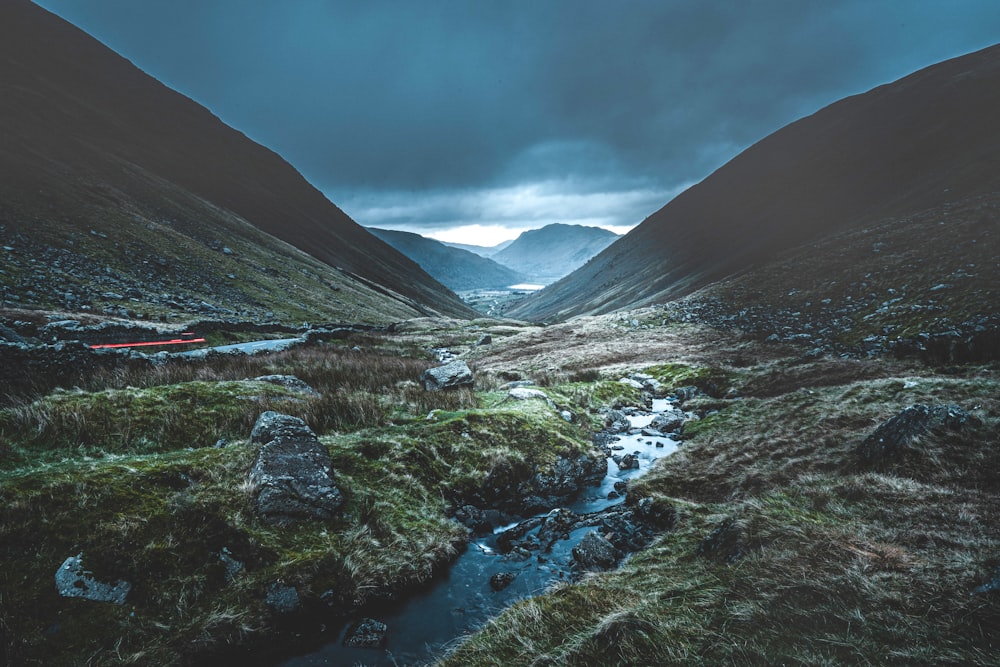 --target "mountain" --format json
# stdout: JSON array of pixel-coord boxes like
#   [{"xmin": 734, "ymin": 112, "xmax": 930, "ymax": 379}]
[
  {"xmin": 509, "ymin": 44, "xmax": 1000, "ymax": 323},
  {"xmin": 490, "ymin": 224, "xmax": 620, "ymax": 284},
  {"xmin": 367, "ymin": 228, "xmax": 525, "ymax": 291},
  {"xmin": 442, "ymin": 239, "xmax": 515, "ymax": 257},
  {"xmin": 0, "ymin": 0, "xmax": 473, "ymax": 324}
]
